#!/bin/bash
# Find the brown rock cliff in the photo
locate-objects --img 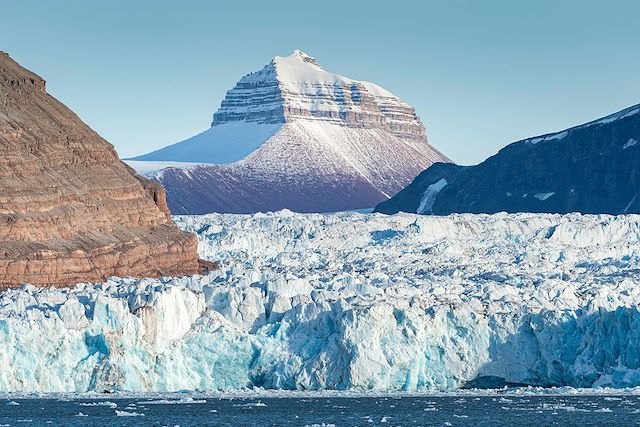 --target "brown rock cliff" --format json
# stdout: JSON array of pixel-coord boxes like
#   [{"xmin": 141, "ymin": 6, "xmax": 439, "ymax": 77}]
[{"xmin": 0, "ymin": 51, "xmax": 205, "ymax": 288}]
